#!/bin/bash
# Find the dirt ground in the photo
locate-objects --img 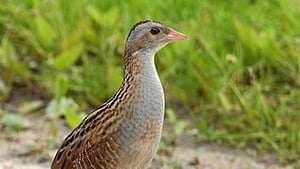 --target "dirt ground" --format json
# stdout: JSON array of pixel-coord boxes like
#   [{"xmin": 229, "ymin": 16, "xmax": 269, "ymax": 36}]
[{"xmin": 0, "ymin": 114, "xmax": 293, "ymax": 169}]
